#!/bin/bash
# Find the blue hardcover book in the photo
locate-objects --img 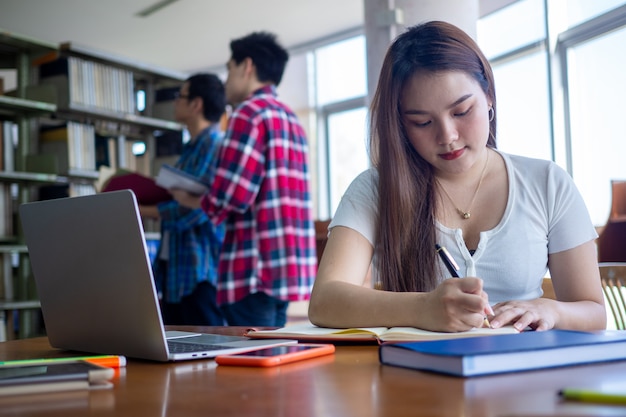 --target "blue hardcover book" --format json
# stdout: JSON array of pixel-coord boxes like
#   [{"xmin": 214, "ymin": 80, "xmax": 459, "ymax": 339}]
[{"xmin": 379, "ymin": 330, "xmax": 626, "ymax": 377}]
